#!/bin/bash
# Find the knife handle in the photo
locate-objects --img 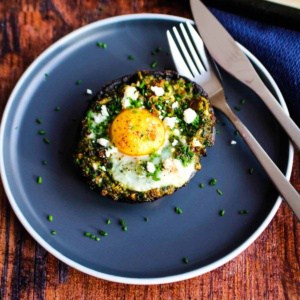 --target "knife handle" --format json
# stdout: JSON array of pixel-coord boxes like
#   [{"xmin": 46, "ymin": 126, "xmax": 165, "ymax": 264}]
[
  {"xmin": 250, "ymin": 75, "xmax": 300, "ymax": 150},
  {"xmin": 220, "ymin": 103, "xmax": 300, "ymax": 220}
]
